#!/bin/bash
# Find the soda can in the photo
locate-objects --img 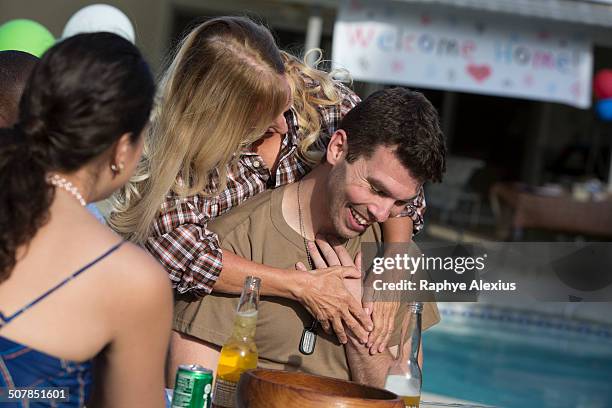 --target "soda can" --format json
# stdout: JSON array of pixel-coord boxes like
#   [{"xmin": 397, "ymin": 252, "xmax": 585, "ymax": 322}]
[{"xmin": 171, "ymin": 364, "xmax": 214, "ymax": 408}]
